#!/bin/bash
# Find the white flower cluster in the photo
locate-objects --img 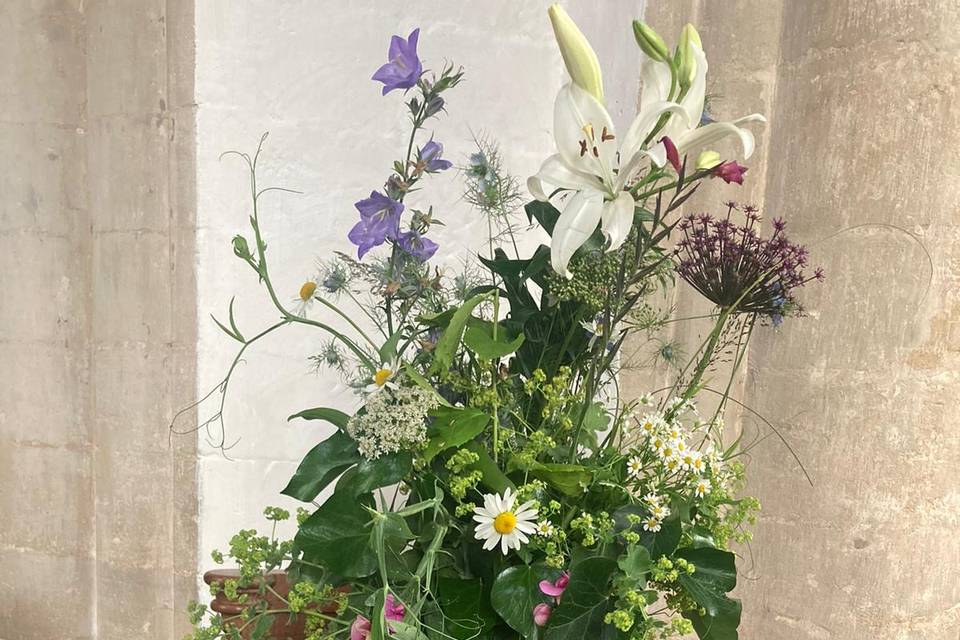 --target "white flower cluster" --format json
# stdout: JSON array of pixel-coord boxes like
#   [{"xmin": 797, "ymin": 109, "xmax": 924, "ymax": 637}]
[
  {"xmin": 347, "ymin": 385, "xmax": 438, "ymax": 459},
  {"xmin": 625, "ymin": 398, "xmax": 724, "ymax": 532}
]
